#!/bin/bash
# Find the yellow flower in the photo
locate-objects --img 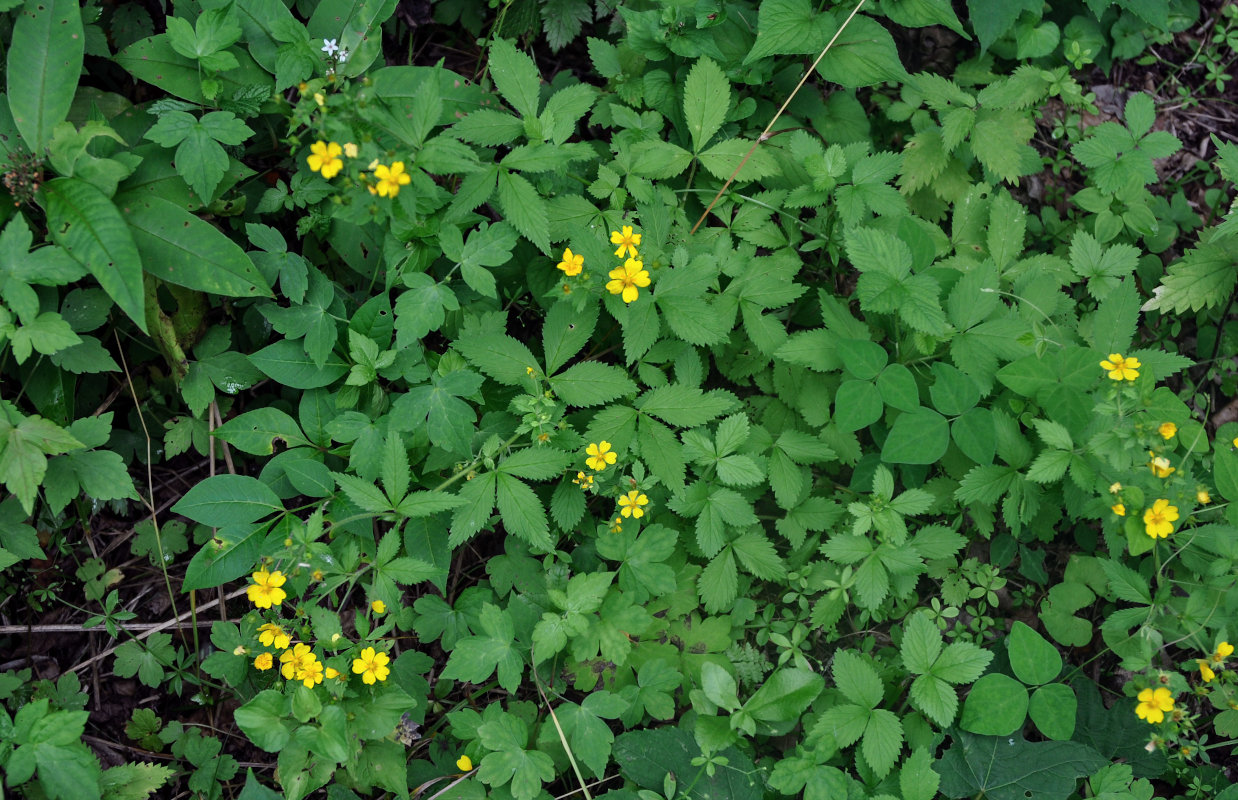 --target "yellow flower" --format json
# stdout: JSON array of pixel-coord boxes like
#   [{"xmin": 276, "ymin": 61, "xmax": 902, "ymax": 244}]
[
  {"xmin": 313, "ymin": 92, "xmax": 325, "ymax": 107},
  {"xmin": 298, "ymin": 655, "xmax": 324, "ymax": 688},
  {"xmin": 1148, "ymin": 455, "xmax": 1175, "ymax": 479},
  {"xmin": 606, "ymin": 259, "xmax": 651, "ymax": 304},
  {"xmin": 585, "ymin": 441, "xmax": 617, "ymax": 471},
  {"xmin": 254, "ymin": 653, "xmax": 274, "ymax": 671},
  {"xmin": 373, "ymin": 161, "xmax": 411, "ymax": 197},
  {"xmin": 610, "ymin": 225, "xmax": 642, "ymax": 259},
  {"xmin": 372, "ymin": 599, "xmax": 386, "ymax": 615},
  {"xmin": 1109, "ymin": 482, "xmax": 1122, "ymax": 494},
  {"xmin": 247, "ymin": 568, "xmax": 287, "ymax": 609},
  {"xmin": 312, "ymin": 569, "xmax": 324, "ymax": 581},
  {"xmin": 1143, "ymin": 498, "xmax": 1178, "ymax": 538},
  {"xmin": 618, "ymin": 490, "xmax": 649, "ymax": 519},
  {"xmin": 457, "ymin": 755, "xmax": 474, "ymax": 772},
  {"xmin": 280, "ymin": 643, "xmax": 314, "ymax": 680},
  {"xmin": 307, "ymin": 141, "xmax": 343, "ymax": 178},
  {"xmin": 1213, "ymin": 641, "xmax": 1234, "ymax": 663},
  {"xmin": 1158, "ymin": 422, "xmax": 1177, "ymax": 440},
  {"xmin": 557, "ymin": 248, "xmax": 584, "ymax": 276},
  {"xmin": 325, "ymin": 666, "xmax": 340, "ymax": 679},
  {"xmin": 258, "ymin": 623, "xmax": 290, "ymax": 650},
  {"xmin": 1198, "ymin": 489, "xmax": 1212, "ymax": 505},
  {"xmin": 343, "ymin": 142, "xmax": 358, "ymax": 158},
  {"xmin": 609, "ymin": 516, "xmax": 622, "ymax": 533},
  {"xmin": 1199, "ymin": 659, "xmax": 1216, "ymax": 682},
  {"xmin": 1111, "ymin": 503, "xmax": 1125, "ymax": 517},
  {"xmin": 1135, "ymin": 687, "xmax": 1175, "ymax": 724},
  {"xmin": 352, "ymin": 646, "xmax": 391, "ymax": 685},
  {"xmin": 573, "ymin": 471, "xmax": 594, "ymax": 487},
  {"xmin": 1100, "ymin": 353, "xmax": 1141, "ymax": 381}
]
